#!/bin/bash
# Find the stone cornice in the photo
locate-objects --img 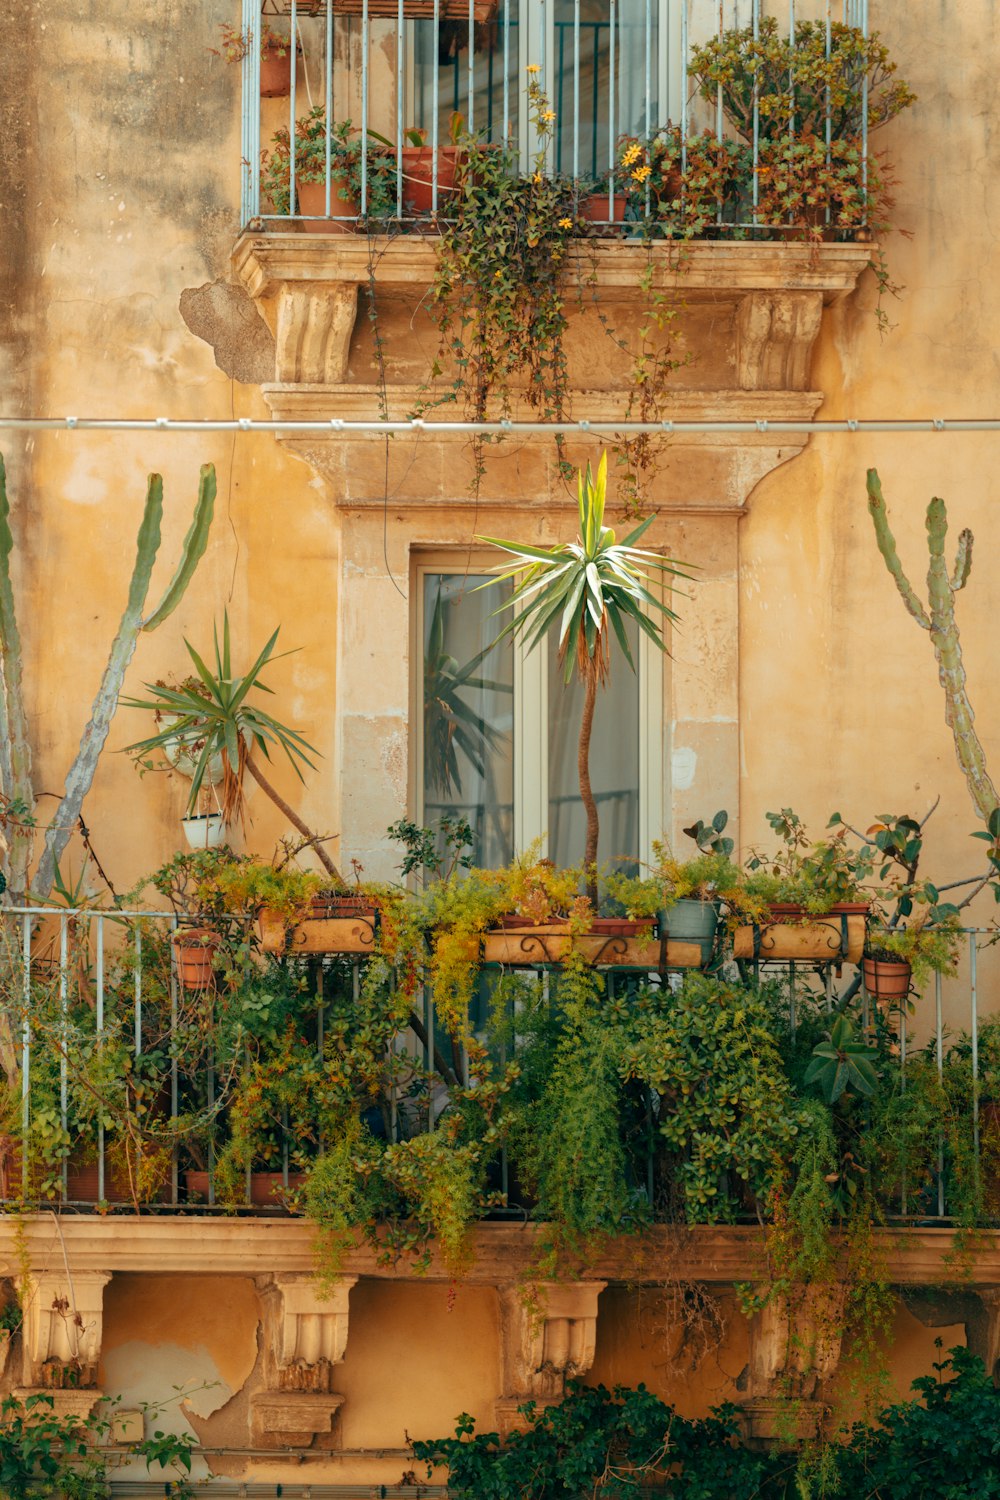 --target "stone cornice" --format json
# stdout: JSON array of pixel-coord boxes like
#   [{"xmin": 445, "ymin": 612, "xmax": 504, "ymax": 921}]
[
  {"xmin": 3, "ymin": 1217, "xmax": 996, "ymax": 1287},
  {"xmin": 233, "ymin": 233, "xmax": 873, "ymax": 301}
]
